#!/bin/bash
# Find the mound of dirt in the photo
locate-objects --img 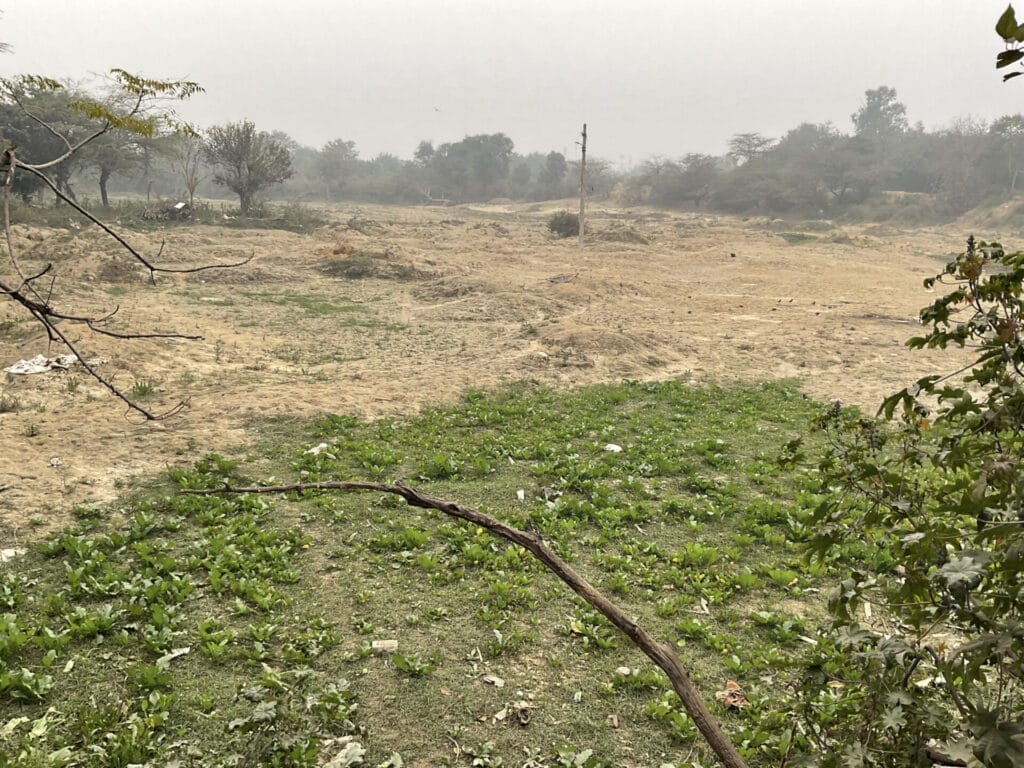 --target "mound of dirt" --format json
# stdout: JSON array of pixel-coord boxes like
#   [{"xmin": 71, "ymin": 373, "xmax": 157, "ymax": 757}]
[{"xmin": 318, "ymin": 250, "xmax": 431, "ymax": 281}]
